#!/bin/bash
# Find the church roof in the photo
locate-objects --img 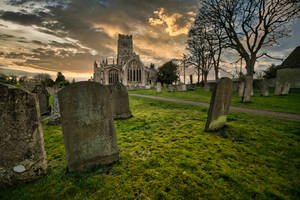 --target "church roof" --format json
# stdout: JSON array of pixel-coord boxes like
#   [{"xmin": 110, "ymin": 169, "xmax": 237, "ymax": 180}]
[{"xmin": 281, "ymin": 46, "xmax": 300, "ymax": 68}]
